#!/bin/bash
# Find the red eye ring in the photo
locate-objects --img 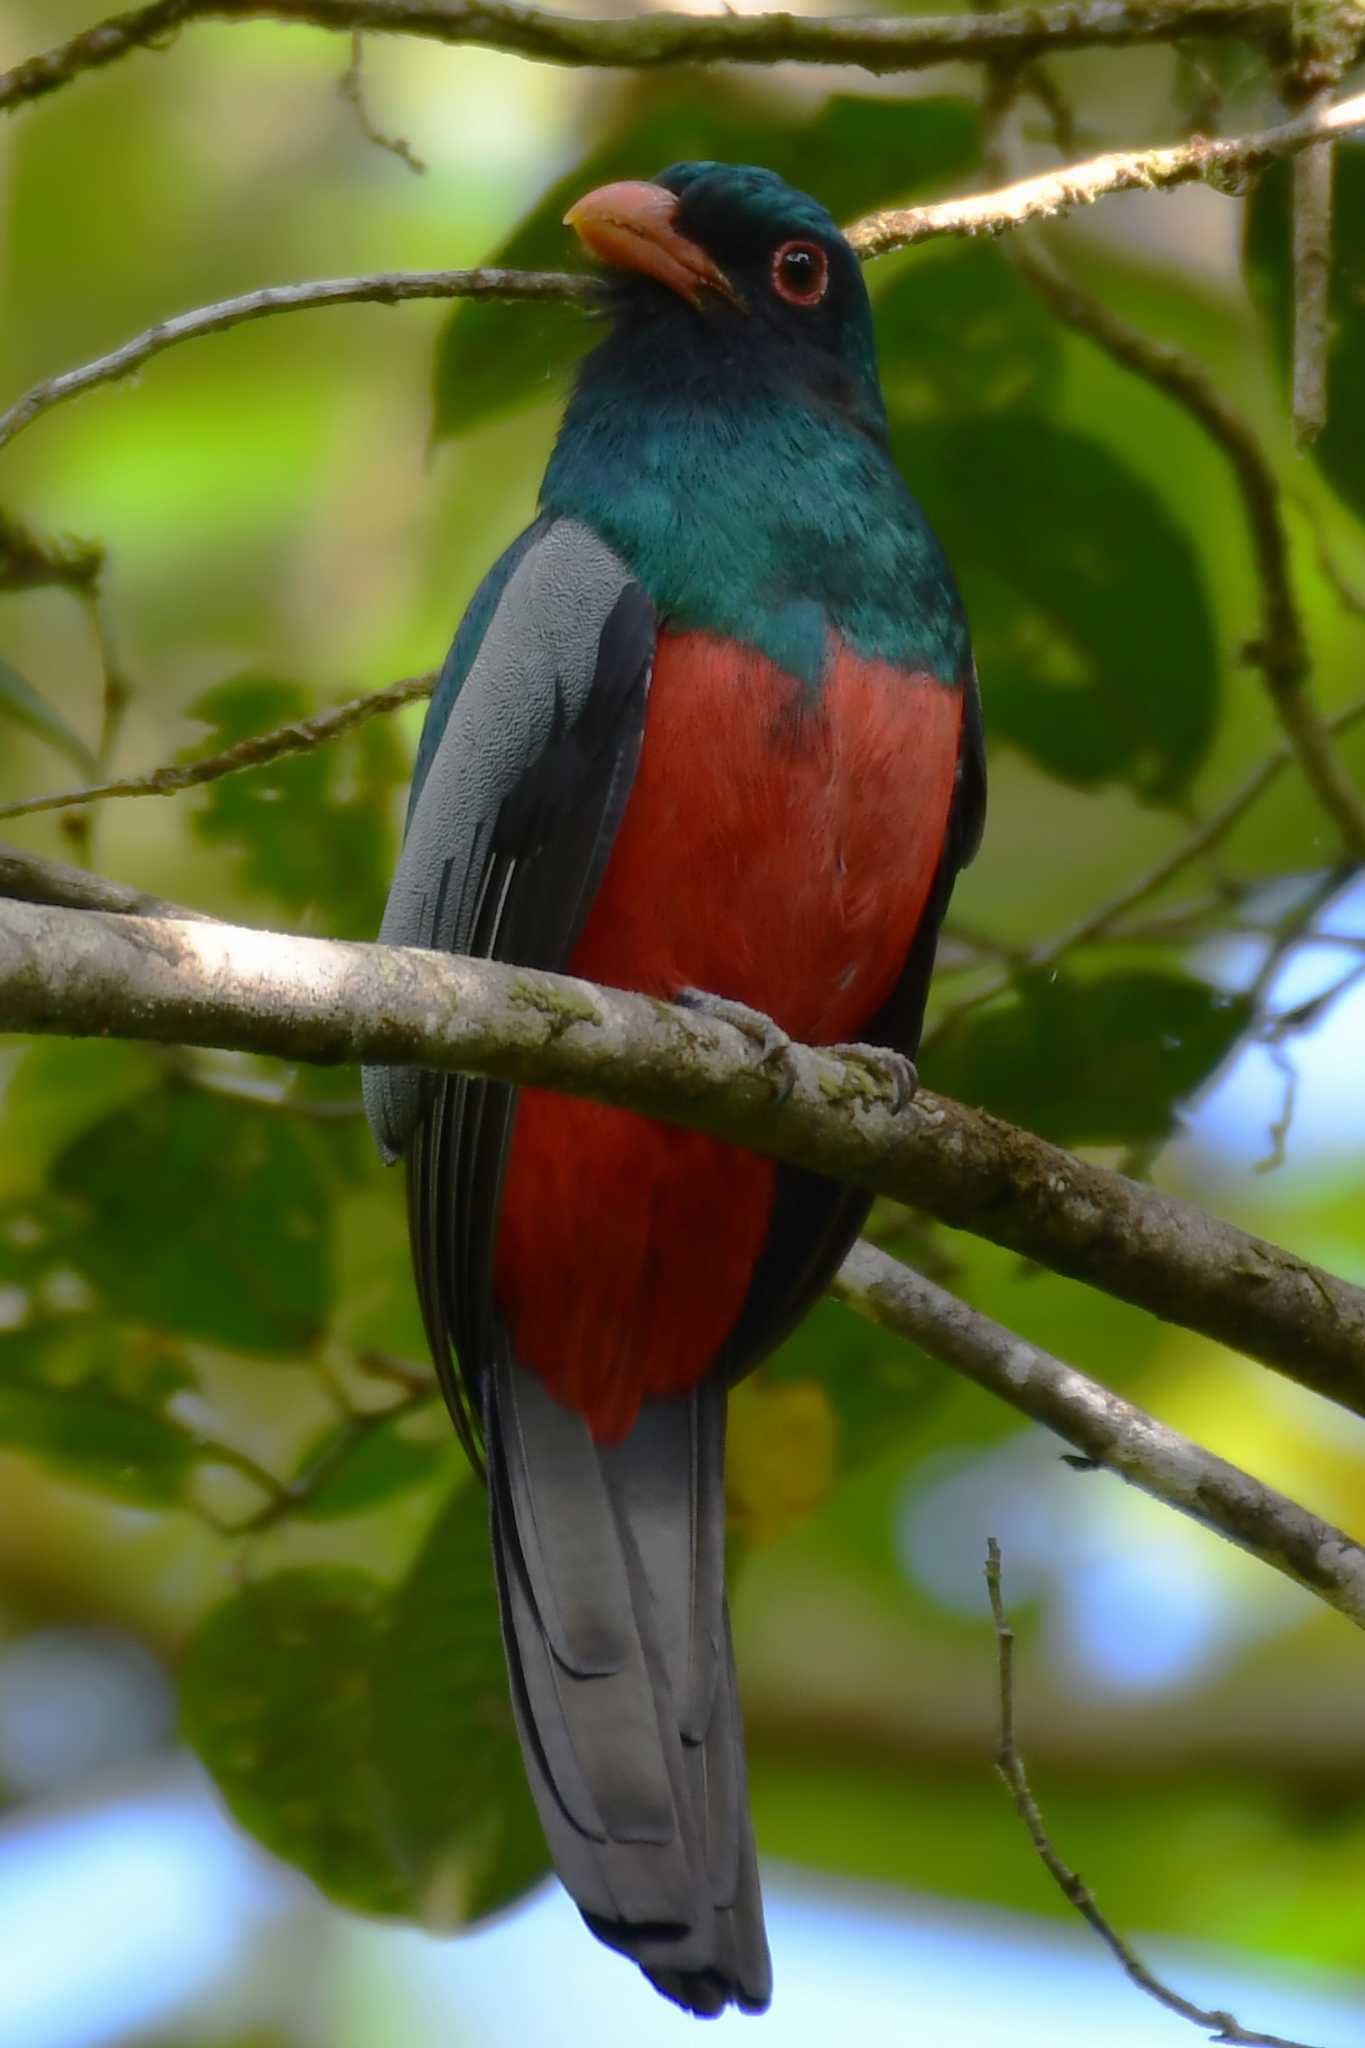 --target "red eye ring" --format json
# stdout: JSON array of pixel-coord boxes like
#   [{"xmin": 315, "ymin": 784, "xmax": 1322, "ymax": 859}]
[{"xmin": 771, "ymin": 239, "xmax": 829, "ymax": 307}]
